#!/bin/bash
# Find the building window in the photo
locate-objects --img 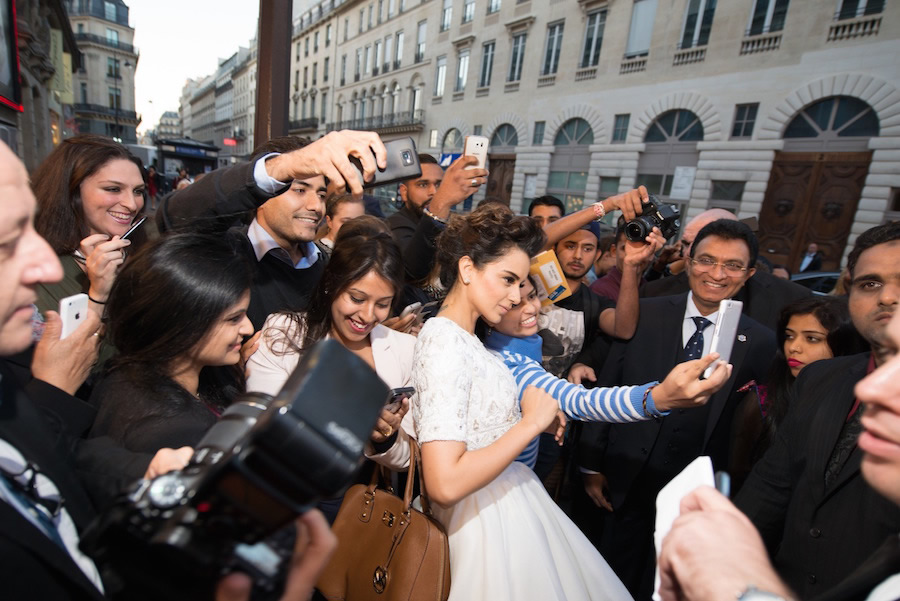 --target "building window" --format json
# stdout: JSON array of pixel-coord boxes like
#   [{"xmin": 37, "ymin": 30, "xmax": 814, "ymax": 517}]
[
  {"xmin": 324, "ymin": 57, "xmax": 330, "ymax": 81},
  {"xmin": 442, "ymin": 128, "xmax": 464, "ymax": 153},
  {"xmin": 80, "ymin": 82, "xmax": 88, "ymax": 104},
  {"xmin": 491, "ymin": 123, "xmax": 518, "ymax": 147},
  {"xmin": 680, "ymin": 0, "xmax": 717, "ymax": 49},
  {"xmin": 321, "ymin": 91, "xmax": 328, "ymax": 121},
  {"xmin": 747, "ymin": 0, "xmax": 789, "ymax": 35},
  {"xmin": 434, "ymin": 56, "xmax": 447, "ymax": 96},
  {"xmin": 440, "ymin": 0, "xmax": 453, "ymax": 31},
  {"xmin": 581, "ymin": 10, "xmax": 606, "ymax": 68},
  {"xmin": 364, "ymin": 45, "xmax": 372, "ymax": 74},
  {"xmin": 645, "ymin": 109, "xmax": 704, "ymax": 142},
  {"xmin": 359, "ymin": 9, "xmax": 364, "ymax": 32},
  {"xmin": 344, "ymin": 17, "xmax": 349, "ymax": 40},
  {"xmin": 389, "ymin": 0, "xmax": 396, "ymax": 16},
  {"xmin": 303, "ymin": 66, "xmax": 308, "ymax": 88},
  {"xmin": 396, "ymin": 31, "xmax": 404, "ymax": 66},
  {"xmin": 635, "ymin": 173, "xmax": 674, "ymax": 196},
  {"xmin": 599, "ymin": 177, "xmax": 621, "ymax": 200},
  {"xmin": 108, "ymin": 86, "xmax": 121, "ymax": 109},
  {"xmin": 479, "ymin": 41, "xmax": 495, "ymax": 87},
  {"xmin": 355, "ymin": 49, "xmax": 362, "ymax": 79},
  {"xmin": 107, "ymin": 57, "xmax": 120, "ymax": 78},
  {"xmin": 416, "ymin": 21, "xmax": 427, "ymax": 62},
  {"xmin": 463, "ymin": 0, "xmax": 475, "ymax": 23},
  {"xmin": 473, "ymin": 124, "xmax": 483, "ymax": 135},
  {"xmin": 429, "ymin": 129, "xmax": 439, "ymax": 148},
  {"xmin": 456, "ymin": 49, "xmax": 470, "ymax": 92},
  {"xmin": 709, "ymin": 180, "xmax": 745, "ymax": 211},
  {"xmin": 783, "ymin": 96, "xmax": 879, "ymax": 139},
  {"xmin": 106, "ymin": 28, "xmax": 119, "ymax": 46},
  {"xmin": 314, "ymin": 31, "xmax": 320, "ymax": 52},
  {"xmin": 341, "ymin": 54, "xmax": 347, "ymax": 84},
  {"xmin": 378, "ymin": 0, "xmax": 384, "ymax": 22},
  {"xmin": 385, "ymin": 35, "xmax": 393, "ymax": 69},
  {"xmin": 542, "ymin": 22, "xmax": 564, "ymax": 75},
  {"xmin": 375, "ymin": 40, "xmax": 383, "ymax": 72},
  {"xmin": 368, "ymin": 4, "xmax": 374, "ymax": 28},
  {"xmin": 488, "ymin": 0, "xmax": 501, "ymax": 14},
  {"xmin": 312, "ymin": 63, "xmax": 317, "ymax": 86},
  {"xmin": 305, "ymin": 37, "xmax": 310, "ymax": 57},
  {"xmin": 302, "ymin": 97, "xmax": 307, "ymax": 119},
  {"xmin": 533, "ymin": 121, "xmax": 545, "ymax": 145},
  {"xmin": 625, "ymin": 0, "xmax": 658, "ymax": 57},
  {"xmin": 104, "ymin": 0, "xmax": 116, "ymax": 21},
  {"xmin": 837, "ymin": 0, "xmax": 883, "ymax": 20},
  {"xmin": 549, "ymin": 118, "xmax": 594, "ymax": 212},
  {"xmin": 326, "ymin": 24, "xmax": 332, "ymax": 46},
  {"xmin": 731, "ymin": 103, "xmax": 758, "ymax": 138},
  {"xmin": 555, "ymin": 118, "xmax": 594, "ymax": 146},
  {"xmin": 508, "ymin": 33, "xmax": 527, "ymax": 82},
  {"xmin": 612, "ymin": 114, "xmax": 630, "ymax": 142}
]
